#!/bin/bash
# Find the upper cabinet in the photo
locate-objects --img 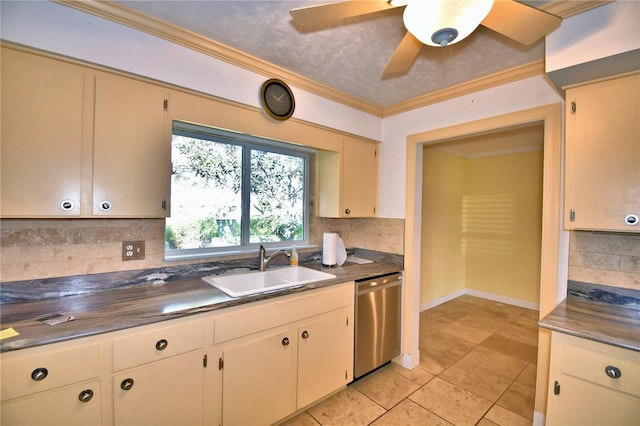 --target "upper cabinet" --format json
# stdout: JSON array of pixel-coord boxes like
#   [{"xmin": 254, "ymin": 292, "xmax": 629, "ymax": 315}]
[
  {"xmin": 564, "ymin": 73, "xmax": 640, "ymax": 232},
  {"xmin": 318, "ymin": 137, "xmax": 378, "ymax": 218},
  {"xmin": 93, "ymin": 72, "xmax": 170, "ymax": 217},
  {"xmin": 1, "ymin": 48, "xmax": 85, "ymax": 217},
  {"xmin": 0, "ymin": 46, "xmax": 171, "ymax": 218}
]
